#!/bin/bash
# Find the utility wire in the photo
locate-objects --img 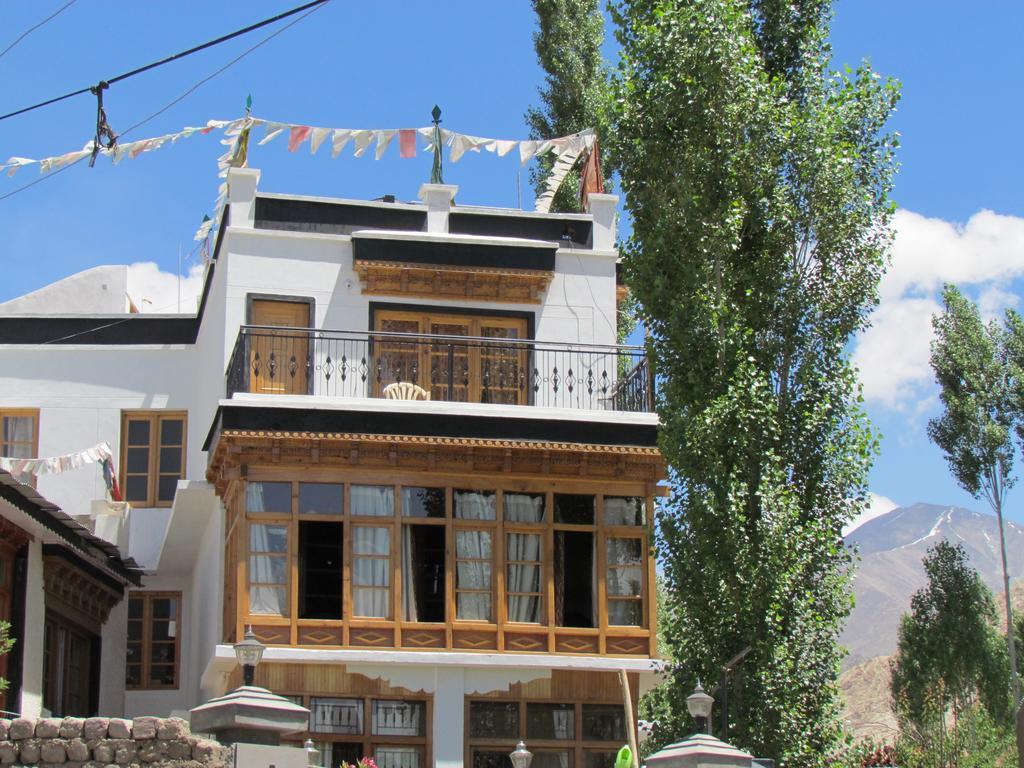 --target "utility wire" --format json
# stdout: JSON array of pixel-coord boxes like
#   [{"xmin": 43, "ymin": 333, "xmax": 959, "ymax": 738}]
[
  {"xmin": 0, "ymin": 0, "xmax": 330, "ymax": 204},
  {"xmin": 0, "ymin": 0, "xmax": 329, "ymax": 122},
  {"xmin": 0, "ymin": 0, "xmax": 79, "ymax": 62}
]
